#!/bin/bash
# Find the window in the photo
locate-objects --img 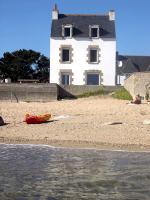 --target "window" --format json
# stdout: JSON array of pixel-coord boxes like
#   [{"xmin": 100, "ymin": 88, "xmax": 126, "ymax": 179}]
[
  {"xmin": 87, "ymin": 46, "xmax": 100, "ymax": 64},
  {"xmin": 91, "ymin": 28, "xmax": 98, "ymax": 37},
  {"xmin": 117, "ymin": 75, "xmax": 126, "ymax": 85},
  {"xmin": 118, "ymin": 61, "xmax": 123, "ymax": 67},
  {"xmin": 84, "ymin": 70, "xmax": 102, "ymax": 85},
  {"xmin": 59, "ymin": 70, "xmax": 73, "ymax": 85},
  {"xmin": 90, "ymin": 49, "xmax": 98, "ymax": 63},
  {"xmin": 64, "ymin": 27, "xmax": 71, "ymax": 37},
  {"xmin": 62, "ymin": 25, "xmax": 73, "ymax": 38},
  {"xmin": 59, "ymin": 45, "xmax": 73, "ymax": 64},
  {"xmin": 87, "ymin": 74, "xmax": 99, "ymax": 85},
  {"xmin": 61, "ymin": 73, "xmax": 70, "ymax": 85},
  {"xmin": 89, "ymin": 25, "xmax": 99, "ymax": 38},
  {"xmin": 62, "ymin": 48, "xmax": 70, "ymax": 62}
]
